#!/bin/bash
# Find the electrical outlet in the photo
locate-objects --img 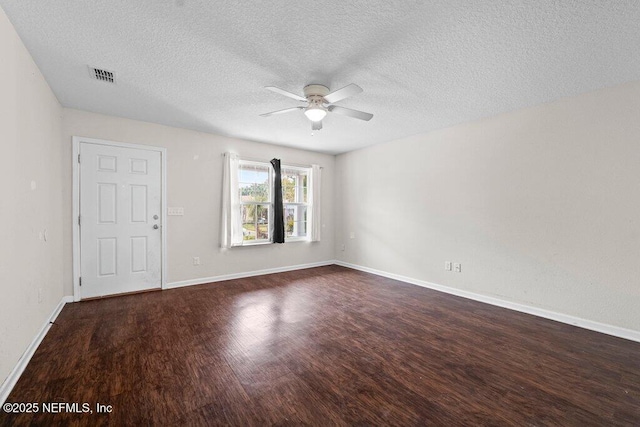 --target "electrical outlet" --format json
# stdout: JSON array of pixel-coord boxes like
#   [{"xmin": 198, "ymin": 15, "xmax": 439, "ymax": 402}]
[
  {"xmin": 341, "ymin": 244, "xmax": 345, "ymax": 251},
  {"xmin": 454, "ymin": 263, "xmax": 462, "ymax": 273},
  {"xmin": 445, "ymin": 261, "xmax": 452, "ymax": 271},
  {"xmin": 193, "ymin": 257, "xmax": 200, "ymax": 266}
]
